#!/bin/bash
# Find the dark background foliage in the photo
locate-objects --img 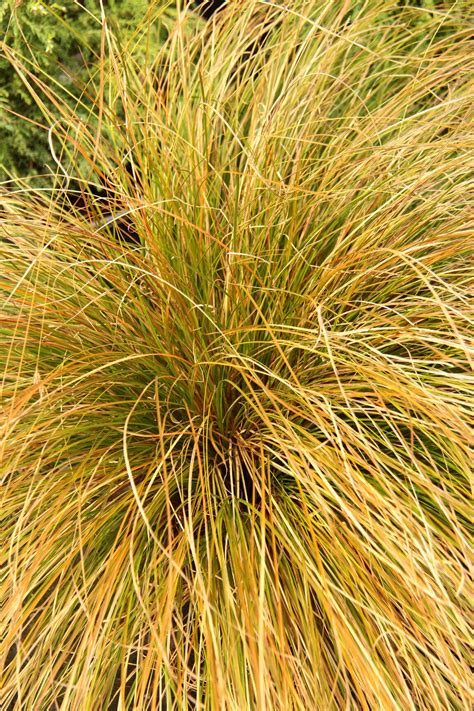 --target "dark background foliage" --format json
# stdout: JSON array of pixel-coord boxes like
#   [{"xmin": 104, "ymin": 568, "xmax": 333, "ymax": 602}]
[{"xmin": 0, "ymin": 1, "xmax": 226, "ymax": 180}]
